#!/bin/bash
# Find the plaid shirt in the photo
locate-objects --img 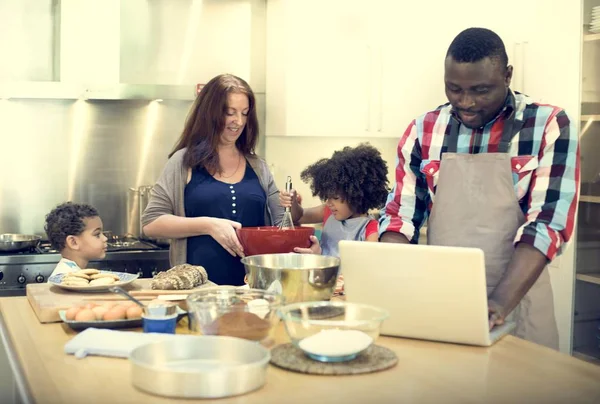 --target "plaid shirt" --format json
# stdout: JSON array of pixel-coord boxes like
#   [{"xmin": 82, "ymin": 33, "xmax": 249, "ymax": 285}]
[{"xmin": 379, "ymin": 91, "xmax": 580, "ymax": 261}]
